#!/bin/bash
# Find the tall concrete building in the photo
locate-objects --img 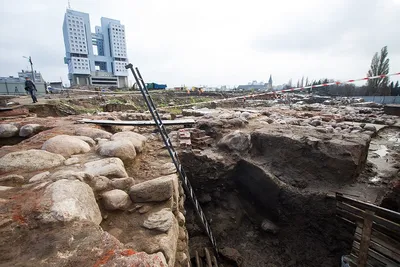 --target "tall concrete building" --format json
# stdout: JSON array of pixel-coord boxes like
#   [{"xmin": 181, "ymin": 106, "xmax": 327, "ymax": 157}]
[{"xmin": 62, "ymin": 9, "xmax": 129, "ymax": 88}]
